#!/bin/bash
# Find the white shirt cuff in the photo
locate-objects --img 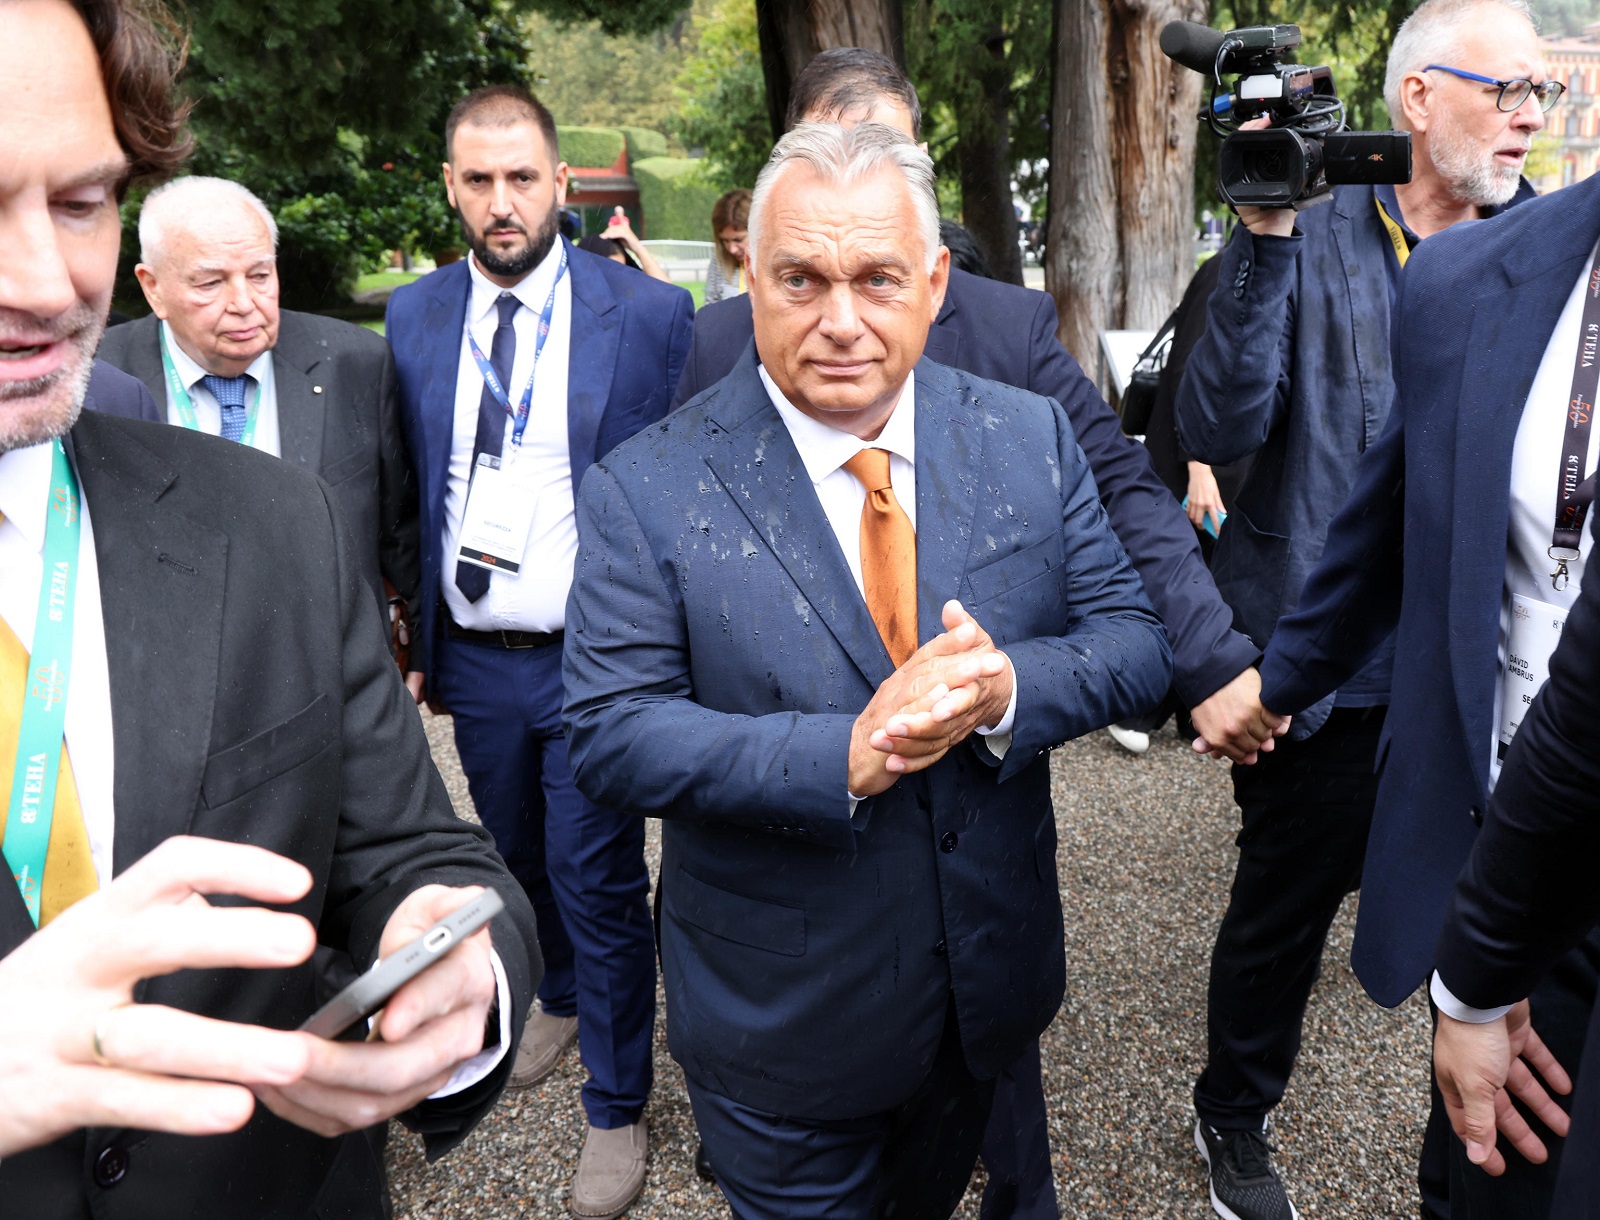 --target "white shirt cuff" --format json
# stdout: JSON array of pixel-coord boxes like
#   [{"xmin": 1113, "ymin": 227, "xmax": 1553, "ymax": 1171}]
[
  {"xmin": 974, "ymin": 654, "xmax": 1019, "ymax": 760},
  {"xmin": 1430, "ymin": 970, "xmax": 1515, "ymax": 1025},
  {"xmin": 427, "ymin": 947, "xmax": 513, "ymax": 1098}
]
